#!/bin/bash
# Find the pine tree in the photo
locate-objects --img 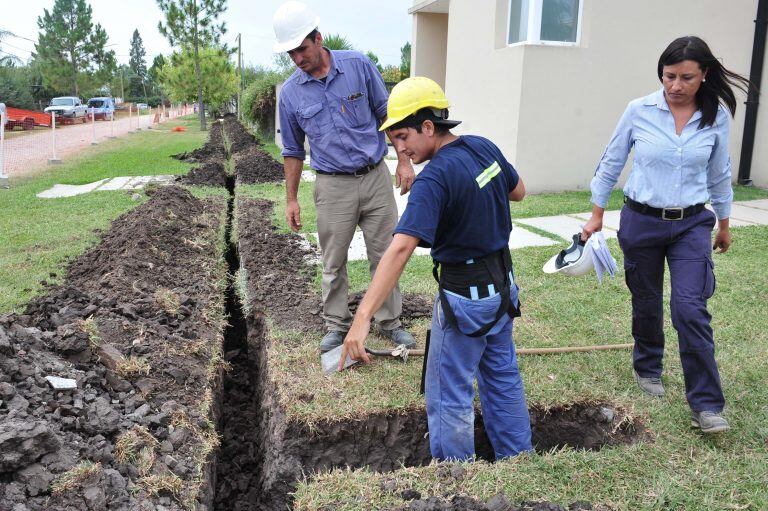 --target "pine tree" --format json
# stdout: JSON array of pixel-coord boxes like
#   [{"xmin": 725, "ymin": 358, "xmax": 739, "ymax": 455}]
[
  {"xmin": 157, "ymin": 0, "xmax": 228, "ymax": 131},
  {"xmin": 35, "ymin": 0, "xmax": 116, "ymax": 96},
  {"xmin": 128, "ymin": 29, "xmax": 148, "ymax": 99}
]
